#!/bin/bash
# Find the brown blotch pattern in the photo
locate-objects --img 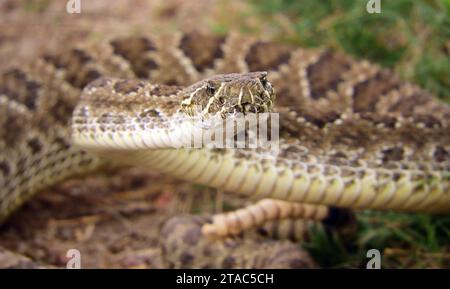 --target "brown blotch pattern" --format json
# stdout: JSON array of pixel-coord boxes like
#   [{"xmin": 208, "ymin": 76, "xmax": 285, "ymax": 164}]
[
  {"xmin": 27, "ymin": 137, "xmax": 43, "ymax": 155},
  {"xmin": 387, "ymin": 92, "xmax": 430, "ymax": 116},
  {"xmin": 44, "ymin": 49, "xmax": 102, "ymax": 88},
  {"xmin": 179, "ymin": 252, "xmax": 194, "ymax": 266},
  {"xmin": 182, "ymin": 227, "xmax": 201, "ymax": 246},
  {"xmin": 110, "ymin": 37, "xmax": 158, "ymax": 78},
  {"xmin": 85, "ymin": 77, "xmax": 111, "ymax": 90},
  {"xmin": 113, "ymin": 80, "xmax": 144, "ymax": 95},
  {"xmin": 53, "ymin": 135, "xmax": 71, "ymax": 150},
  {"xmin": 0, "ymin": 161, "xmax": 10, "ymax": 176},
  {"xmin": 302, "ymin": 111, "xmax": 341, "ymax": 129},
  {"xmin": 352, "ymin": 71, "xmax": 400, "ymax": 113},
  {"xmin": 48, "ymin": 97, "xmax": 78, "ymax": 126},
  {"xmin": 359, "ymin": 113, "xmax": 398, "ymax": 128},
  {"xmin": 381, "ymin": 147, "xmax": 404, "ymax": 162},
  {"xmin": 178, "ymin": 32, "xmax": 226, "ymax": 72},
  {"xmin": 433, "ymin": 146, "xmax": 448, "ymax": 162},
  {"xmin": 412, "ymin": 114, "xmax": 442, "ymax": 128},
  {"xmin": 1, "ymin": 69, "xmax": 41, "ymax": 110},
  {"xmin": 139, "ymin": 109, "xmax": 160, "ymax": 118},
  {"xmin": 327, "ymin": 120, "xmax": 376, "ymax": 149},
  {"xmin": 222, "ymin": 256, "xmax": 236, "ymax": 269},
  {"xmin": 0, "ymin": 109, "xmax": 28, "ymax": 149},
  {"xmin": 306, "ymin": 50, "xmax": 352, "ymax": 99},
  {"xmin": 245, "ymin": 41, "xmax": 293, "ymax": 72}
]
